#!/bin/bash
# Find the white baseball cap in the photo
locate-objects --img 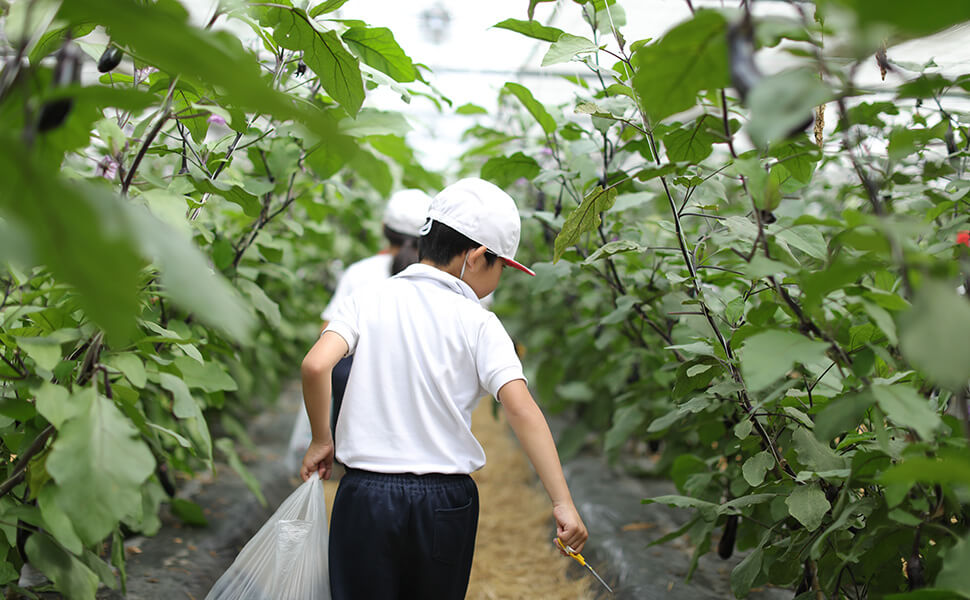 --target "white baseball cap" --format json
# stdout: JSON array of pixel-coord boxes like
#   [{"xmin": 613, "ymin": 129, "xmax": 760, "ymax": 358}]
[
  {"xmin": 421, "ymin": 178, "xmax": 535, "ymax": 276},
  {"xmin": 383, "ymin": 189, "xmax": 432, "ymax": 237}
]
